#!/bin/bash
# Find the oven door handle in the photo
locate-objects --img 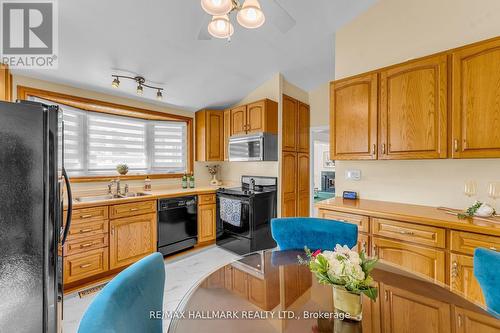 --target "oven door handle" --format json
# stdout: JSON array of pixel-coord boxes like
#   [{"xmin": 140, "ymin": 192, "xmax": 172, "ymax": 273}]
[{"xmin": 61, "ymin": 167, "xmax": 72, "ymax": 245}]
